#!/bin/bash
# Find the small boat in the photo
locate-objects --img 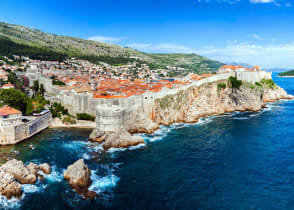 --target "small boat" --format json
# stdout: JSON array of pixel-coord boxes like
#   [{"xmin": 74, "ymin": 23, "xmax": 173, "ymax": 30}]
[{"xmin": 29, "ymin": 144, "xmax": 36, "ymax": 150}]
